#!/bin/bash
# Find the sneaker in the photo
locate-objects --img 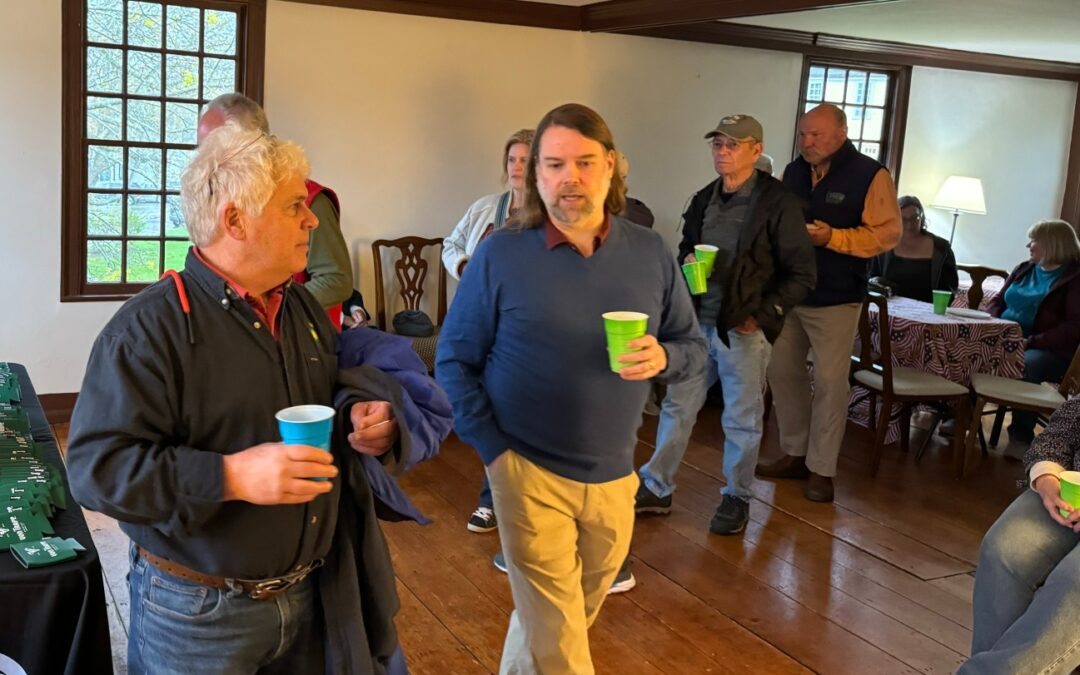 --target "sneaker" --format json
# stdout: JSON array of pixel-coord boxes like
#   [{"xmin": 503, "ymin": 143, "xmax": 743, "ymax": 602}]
[
  {"xmin": 467, "ymin": 506, "xmax": 497, "ymax": 533},
  {"xmin": 634, "ymin": 483, "xmax": 672, "ymax": 515},
  {"xmin": 709, "ymin": 496, "xmax": 749, "ymax": 535},
  {"xmin": 492, "ymin": 552, "xmax": 637, "ymax": 595}
]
